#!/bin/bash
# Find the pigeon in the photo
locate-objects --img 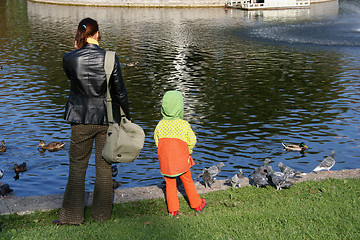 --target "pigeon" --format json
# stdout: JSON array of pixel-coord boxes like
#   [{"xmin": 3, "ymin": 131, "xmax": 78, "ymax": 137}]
[
  {"xmin": 0, "ymin": 183, "xmax": 13, "ymax": 198},
  {"xmin": 262, "ymin": 158, "xmax": 271, "ymax": 170},
  {"xmin": 226, "ymin": 169, "xmax": 246, "ymax": 188},
  {"xmin": 0, "ymin": 140, "xmax": 6, "ymax": 153},
  {"xmin": 282, "ymin": 142, "xmax": 308, "ymax": 152},
  {"xmin": 266, "ymin": 166, "xmax": 293, "ymax": 191},
  {"xmin": 313, "ymin": 151, "xmax": 335, "ymax": 173},
  {"xmin": 38, "ymin": 140, "xmax": 66, "ymax": 151},
  {"xmin": 278, "ymin": 162, "xmax": 305, "ymax": 179},
  {"xmin": 249, "ymin": 167, "xmax": 270, "ymax": 188},
  {"xmin": 196, "ymin": 162, "xmax": 225, "ymax": 180},
  {"xmin": 0, "ymin": 169, "xmax": 3, "ymax": 179},
  {"xmin": 202, "ymin": 169, "xmax": 215, "ymax": 188},
  {"xmin": 14, "ymin": 162, "xmax": 27, "ymax": 174},
  {"xmin": 111, "ymin": 165, "xmax": 118, "ymax": 178}
]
